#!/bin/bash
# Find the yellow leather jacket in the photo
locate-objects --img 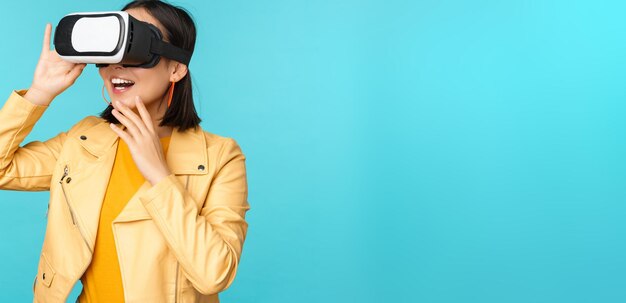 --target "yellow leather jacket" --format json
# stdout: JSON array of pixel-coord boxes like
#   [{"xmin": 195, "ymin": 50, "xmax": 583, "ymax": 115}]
[{"xmin": 0, "ymin": 90, "xmax": 250, "ymax": 303}]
